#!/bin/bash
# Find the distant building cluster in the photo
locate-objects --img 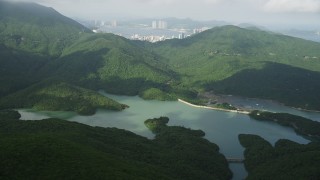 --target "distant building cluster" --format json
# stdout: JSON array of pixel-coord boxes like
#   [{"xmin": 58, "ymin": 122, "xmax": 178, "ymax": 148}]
[
  {"xmin": 178, "ymin": 33, "xmax": 185, "ymax": 39},
  {"xmin": 130, "ymin": 34, "xmax": 169, "ymax": 42},
  {"xmin": 152, "ymin": 20, "xmax": 168, "ymax": 29},
  {"xmin": 95, "ymin": 20, "xmax": 105, "ymax": 27},
  {"xmin": 89, "ymin": 19, "xmax": 210, "ymax": 42},
  {"xmin": 193, "ymin": 27, "xmax": 210, "ymax": 34},
  {"xmin": 130, "ymin": 33, "xmax": 192, "ymax": 43},
  {"xmin": 93, "ymin": 20, "xmax": 117, "ymax": 28}
]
